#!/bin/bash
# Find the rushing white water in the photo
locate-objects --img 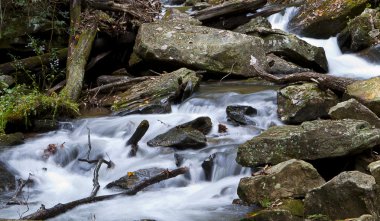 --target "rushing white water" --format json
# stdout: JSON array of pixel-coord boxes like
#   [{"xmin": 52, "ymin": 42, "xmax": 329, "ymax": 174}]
[
  {"xmin": 0, "ymin": 82, "xmax": 280, "ymax": 220},
  {"xmin": 268, "ymin": 7, "xmax": 380, "ymax": 79}
]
